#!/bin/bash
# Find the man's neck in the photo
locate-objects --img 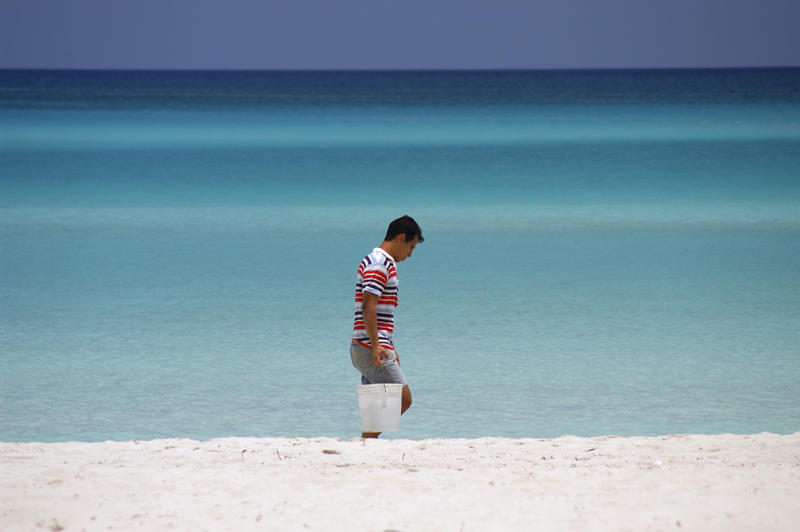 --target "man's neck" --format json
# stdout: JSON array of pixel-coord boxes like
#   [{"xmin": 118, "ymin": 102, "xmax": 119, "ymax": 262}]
[{"xmin": 379, "ymin": 242, "xmax": 397, "ymax": 261}]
